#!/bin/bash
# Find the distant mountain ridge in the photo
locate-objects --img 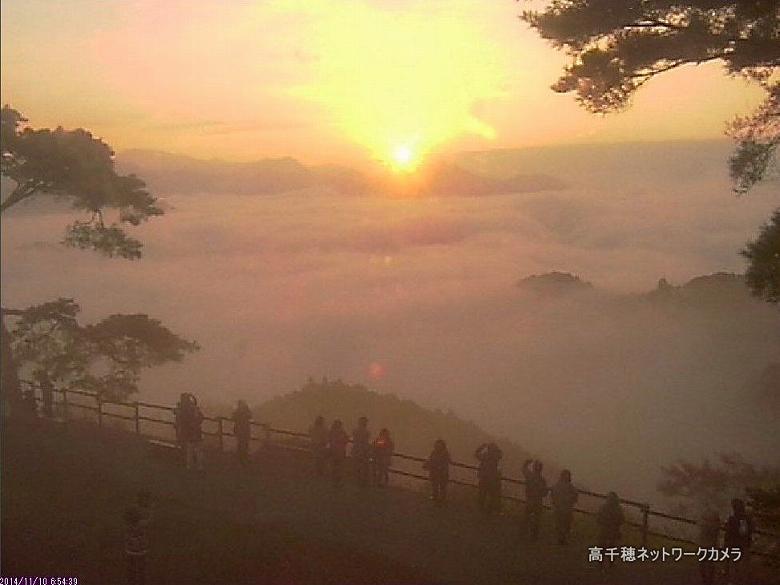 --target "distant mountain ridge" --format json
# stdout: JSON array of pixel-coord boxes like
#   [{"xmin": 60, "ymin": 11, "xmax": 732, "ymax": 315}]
[
  {"xmin": 116, "ymin": 149, "xmax": 567, "ymax": 197},
  {"xmin": 517, "ymin": 270, "xmax": 757, "ymax": 304}
]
